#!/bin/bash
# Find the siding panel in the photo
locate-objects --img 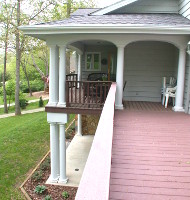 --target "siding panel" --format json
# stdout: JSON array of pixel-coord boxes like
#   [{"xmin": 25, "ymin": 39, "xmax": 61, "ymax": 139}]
[
  {"xmin": 111, "ymin": 0, "xmax": 179, "ymax": 14},
  {"xmin": 124, "ymin": 42, "xmax": 178, "ymax": 102}
]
